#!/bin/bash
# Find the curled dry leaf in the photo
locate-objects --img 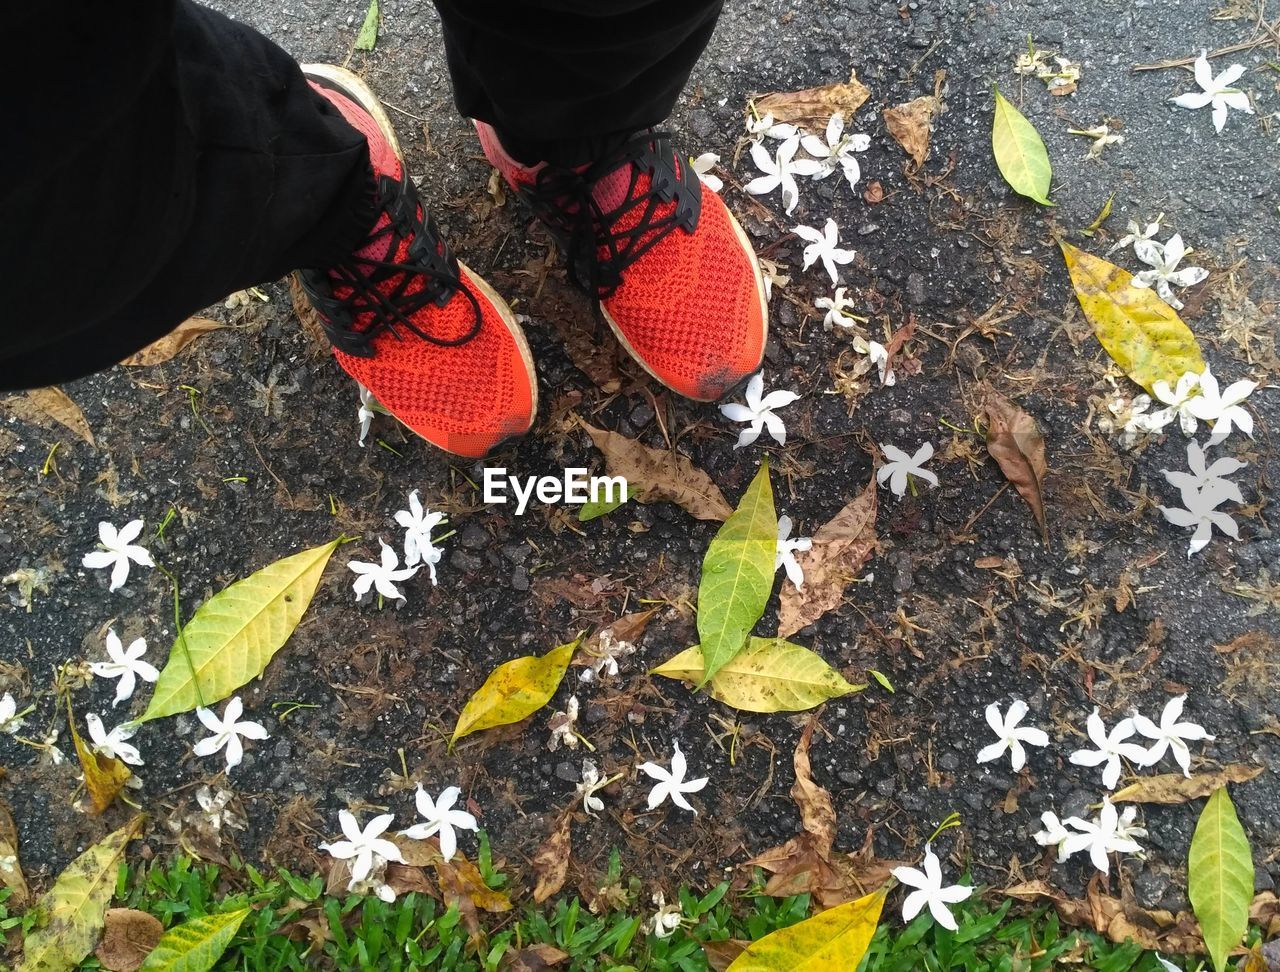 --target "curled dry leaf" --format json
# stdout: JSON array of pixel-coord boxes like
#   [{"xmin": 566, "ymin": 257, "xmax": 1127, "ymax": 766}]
[
  {"xmin": 95, "ymin": 908, "xmax": 164, "ymax": 972},
  {"xmin": 702, "ymin": 939, "xmax": 750, "ymax": 972},
  {"xmin": 883, "ymin": 95, "xmax": 942, "ymax": 167},
  {"xmin": 792, "ymin": 718, "xmax": 836, "ymax": 854},
  {"xmin": 580, "ymin": 419, "xmax": 732, "ymax": 521},
  {"xmin": 531, "ymin": 810, "xmax": 573, "ymax": 903},
  {"xmin": 119, "ymin": 317, "xmax": 223, "ymax": 367},
  {"xmin": 777, "ymin": 474, "xmax": 877, "ymax": 638},
  {"xmin": 0, "ymin": 799, "xmax": 28, "ymax": 907},
  {"xmin": 1111, "ymin": 765, "xmax": 1263, "ymax": 805},
  {"xmin": 2, "ymin": 386, "xmax": 95, "ymax": 447},
  {"xmin": 753, "ymin": 70, "xmax": 871, "ymax": 131},
  {"xmin": 982, "ymin": 389, "xmax": 1049, "ymax": 543},
  {"xmin": 507, "ymin": 944, "xmax": 571, "ymax": 971}
]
